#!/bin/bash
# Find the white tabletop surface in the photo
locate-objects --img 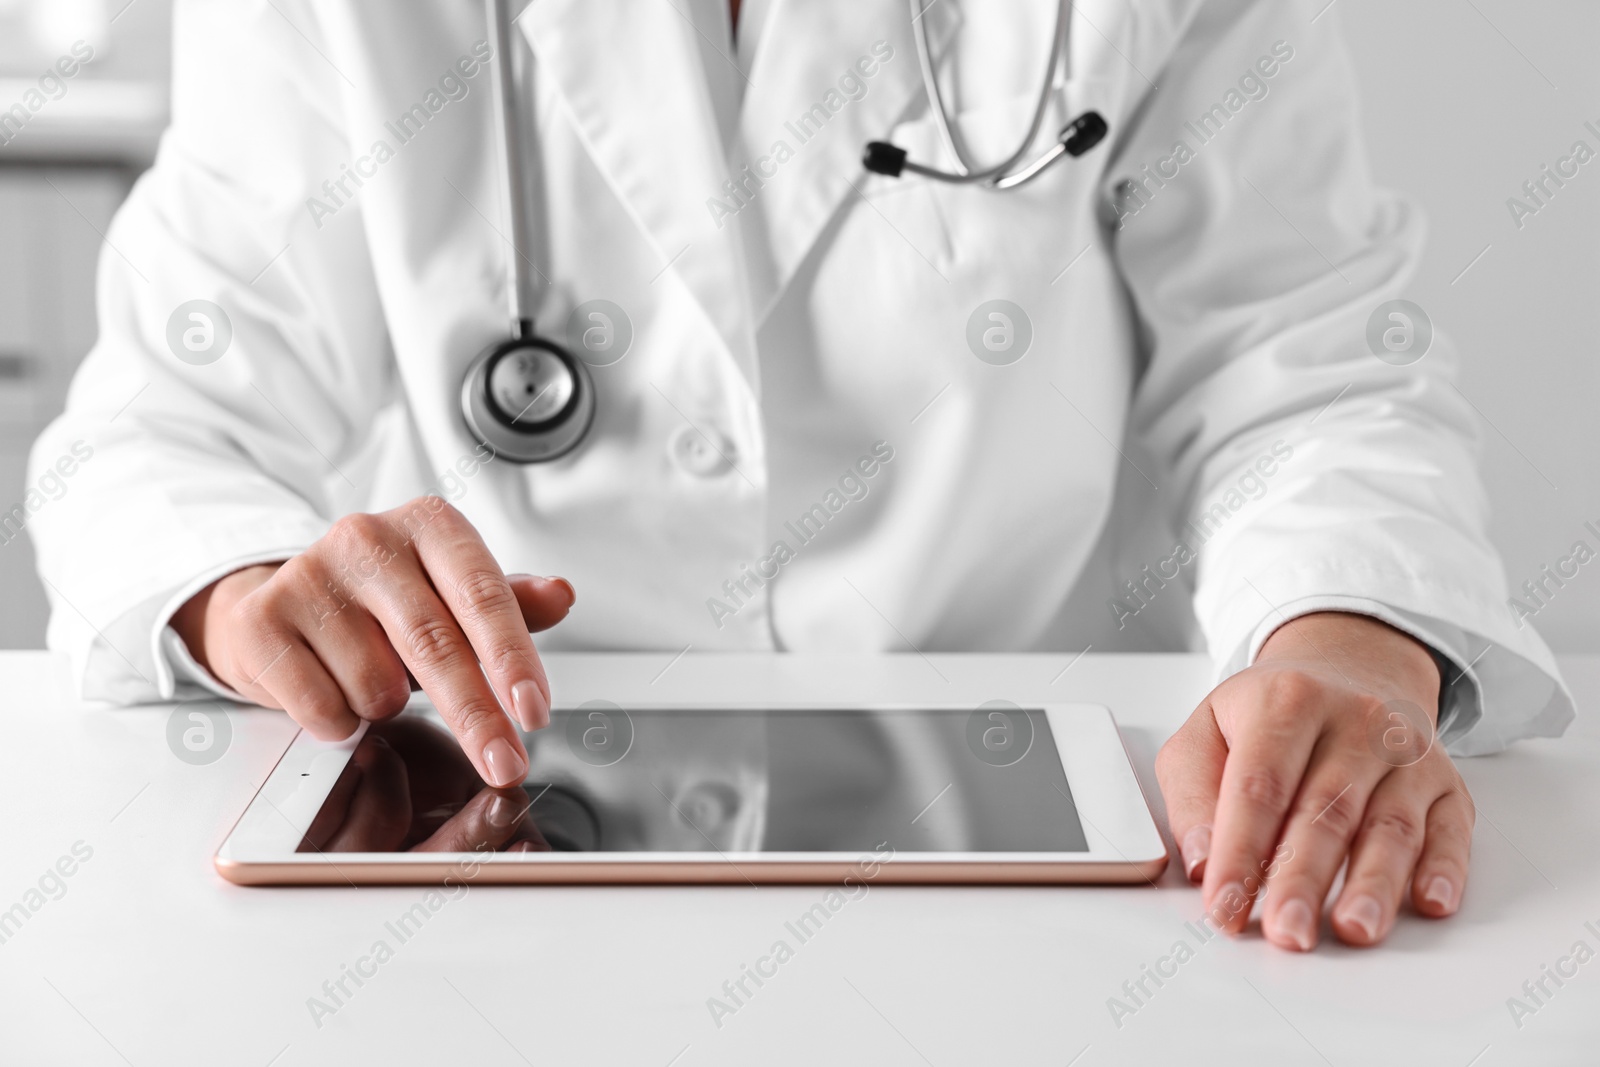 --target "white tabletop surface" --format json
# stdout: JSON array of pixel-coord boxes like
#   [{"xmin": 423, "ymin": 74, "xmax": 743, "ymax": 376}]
[{"xmin": 0, "ymin": 650, "xmax": 1595, "ymax": 1066}]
